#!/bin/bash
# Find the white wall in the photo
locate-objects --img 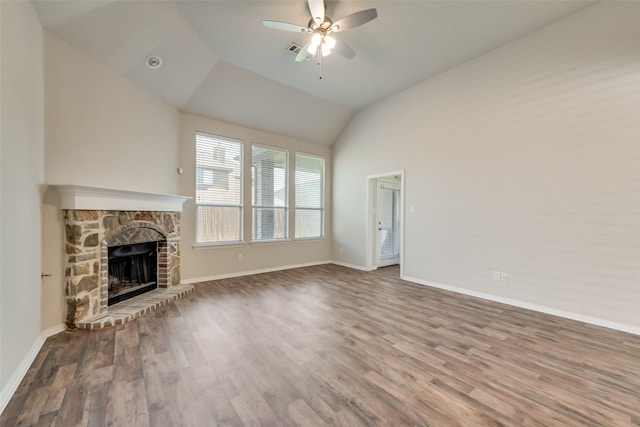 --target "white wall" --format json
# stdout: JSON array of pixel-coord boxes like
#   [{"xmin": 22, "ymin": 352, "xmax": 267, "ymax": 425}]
[
  {"xmin": 1, "ymin": 0, "xmax": 45, "ymax": 400},
  {"xmin": 332, "ymin": 1, "xmax": 640, "ymax": 331},
  {"xmin": 179, "ymin": 114, "xmax": 331, "ymax": 281},
  {"xmin": 41, "ymin": 33, "xmax": 181, "ymax": 330}
]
